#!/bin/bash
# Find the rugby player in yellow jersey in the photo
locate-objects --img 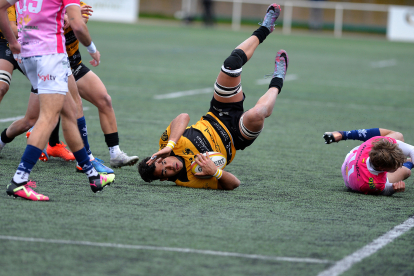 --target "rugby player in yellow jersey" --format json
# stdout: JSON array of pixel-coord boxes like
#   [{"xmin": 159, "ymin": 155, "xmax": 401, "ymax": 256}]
[{"xmin": 138, "ymin": 4, "xmax": 288, "ymax": 190}]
